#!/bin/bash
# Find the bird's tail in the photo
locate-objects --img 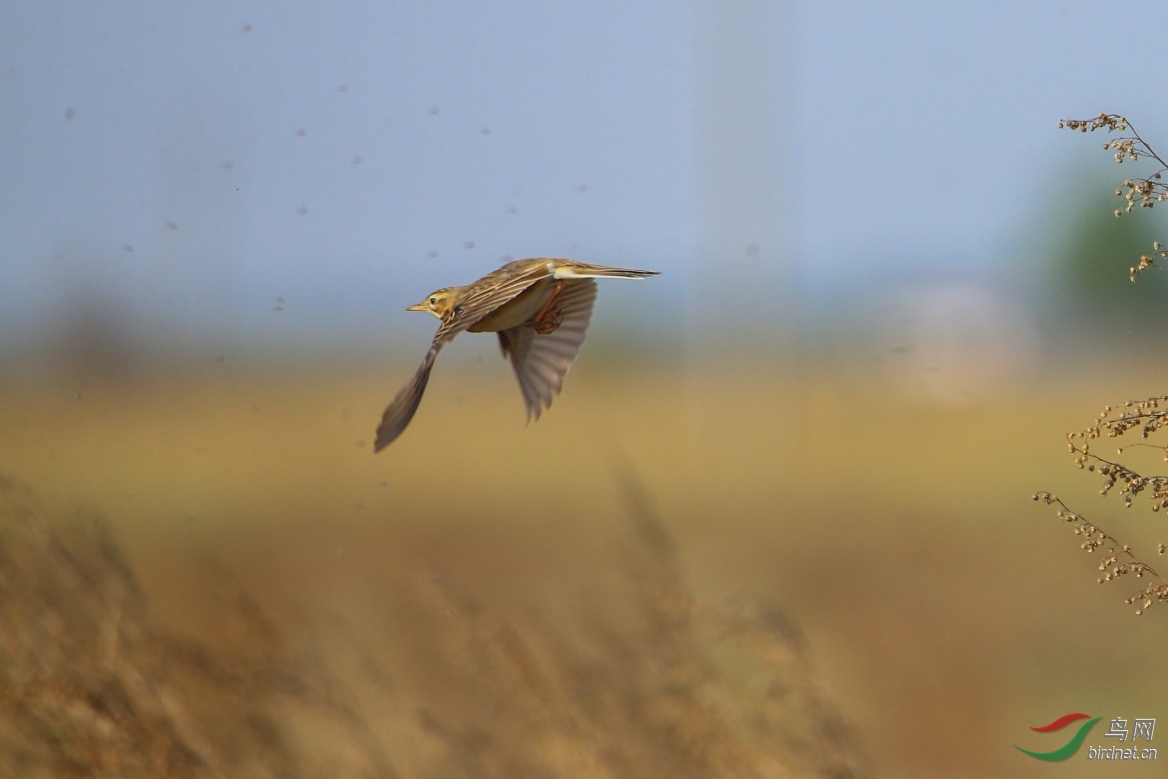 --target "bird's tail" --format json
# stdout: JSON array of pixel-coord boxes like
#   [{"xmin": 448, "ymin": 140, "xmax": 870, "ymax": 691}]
[{"xmin": 552, "ymin": 263, "xmax": 660, "ymax": 280}]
